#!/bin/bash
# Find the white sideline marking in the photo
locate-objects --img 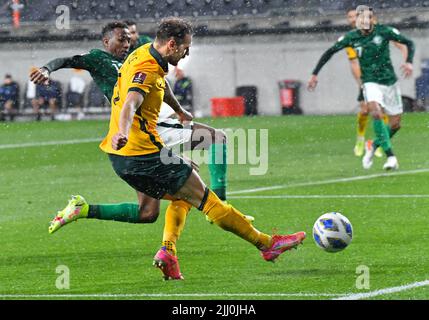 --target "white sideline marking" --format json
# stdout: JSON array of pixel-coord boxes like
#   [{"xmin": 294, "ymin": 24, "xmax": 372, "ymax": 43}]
[
  {"xmin": 334, "ymin": 280, "xmax": 429, "ymax": 300},
  {"xmin": 0, "ymin": 292, "xmax": 344, "ymax": 299},
  {"xmin": 228, "ymin": 168, "xmax": 429, "ymax": 195},
  {"xmin": 0, "ymin": 138, "xmax": 101, "ymax": 150},
  {"xmin": 229, "ymin": 194, "xmax": 429, "ymax": 199}
]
